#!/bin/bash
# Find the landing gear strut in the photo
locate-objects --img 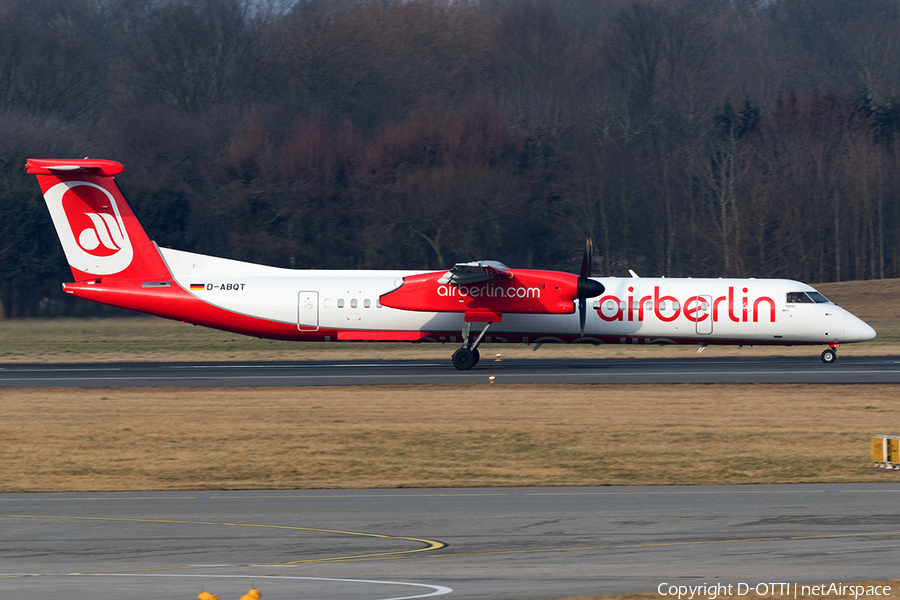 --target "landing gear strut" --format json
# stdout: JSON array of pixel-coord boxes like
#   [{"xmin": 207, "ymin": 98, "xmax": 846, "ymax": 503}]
[
  {"xmin": 821, "ymin": 343, "xmax": 839, "ymax": 364},
  {"xmin": 452, "ymin": 320, "xmax": 491, "ymax": 370}
]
